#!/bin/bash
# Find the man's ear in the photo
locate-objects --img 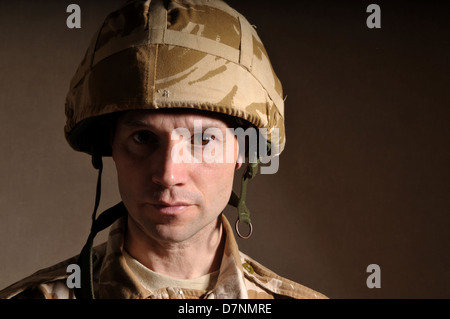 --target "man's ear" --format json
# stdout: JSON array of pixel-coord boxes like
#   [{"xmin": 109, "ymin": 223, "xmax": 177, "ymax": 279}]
[{"xmin": 235, "ymin": 153, "xmax": 244, "ymax": 170}]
